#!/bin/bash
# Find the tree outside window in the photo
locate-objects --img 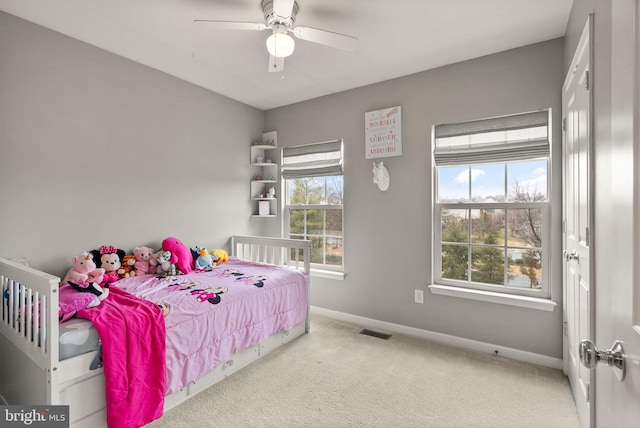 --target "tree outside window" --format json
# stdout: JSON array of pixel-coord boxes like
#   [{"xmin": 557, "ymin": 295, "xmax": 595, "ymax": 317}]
[
  {"xmin": 433, "ymin": 110, "xmax": 550, "ymax": 297},
  {"xmin": 438, "ymin": 160, "xmax": 547, "ymax": 294},
  {"xmin": 286, "ymin": 176, "xmax": 343, "ymax": 268}
]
